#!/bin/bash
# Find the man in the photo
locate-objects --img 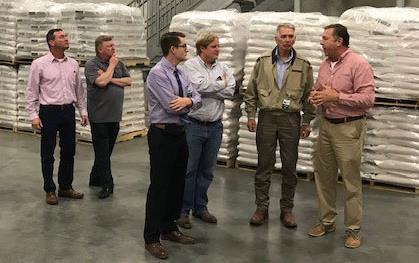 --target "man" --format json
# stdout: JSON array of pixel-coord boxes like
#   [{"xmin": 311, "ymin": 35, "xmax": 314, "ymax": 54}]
[
  {"xmin": 177, "ymin": 32, "xmax": 236, "ymax": 229},
  {"xmin": 84, "ymin": 35, "xmax": 132, "ymax": 199},
  {"xmin": 308, "ymin": 24, "xmax": 375, "ymax": 249},
  {"xmin": 144, "ymin": 32, "xmax": 201, "ymax": 260},
  {"xmin": 244, "ymin": 23, "xmax": 315, "ymax": 228},
  {"xmin": 26, "ymin": 28, "xmax": 87, "ymax": 205}
]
